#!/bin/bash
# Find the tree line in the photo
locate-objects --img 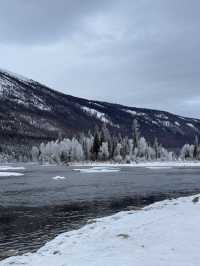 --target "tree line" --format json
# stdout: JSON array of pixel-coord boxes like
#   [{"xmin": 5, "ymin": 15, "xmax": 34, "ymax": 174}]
[
  {"xmin": 31, "ymin": 120, "xmax": 175, "ymax": 164},
  {"xmin": 180, "ymin": 136, "xmax": 200, "ymax": 160}
]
